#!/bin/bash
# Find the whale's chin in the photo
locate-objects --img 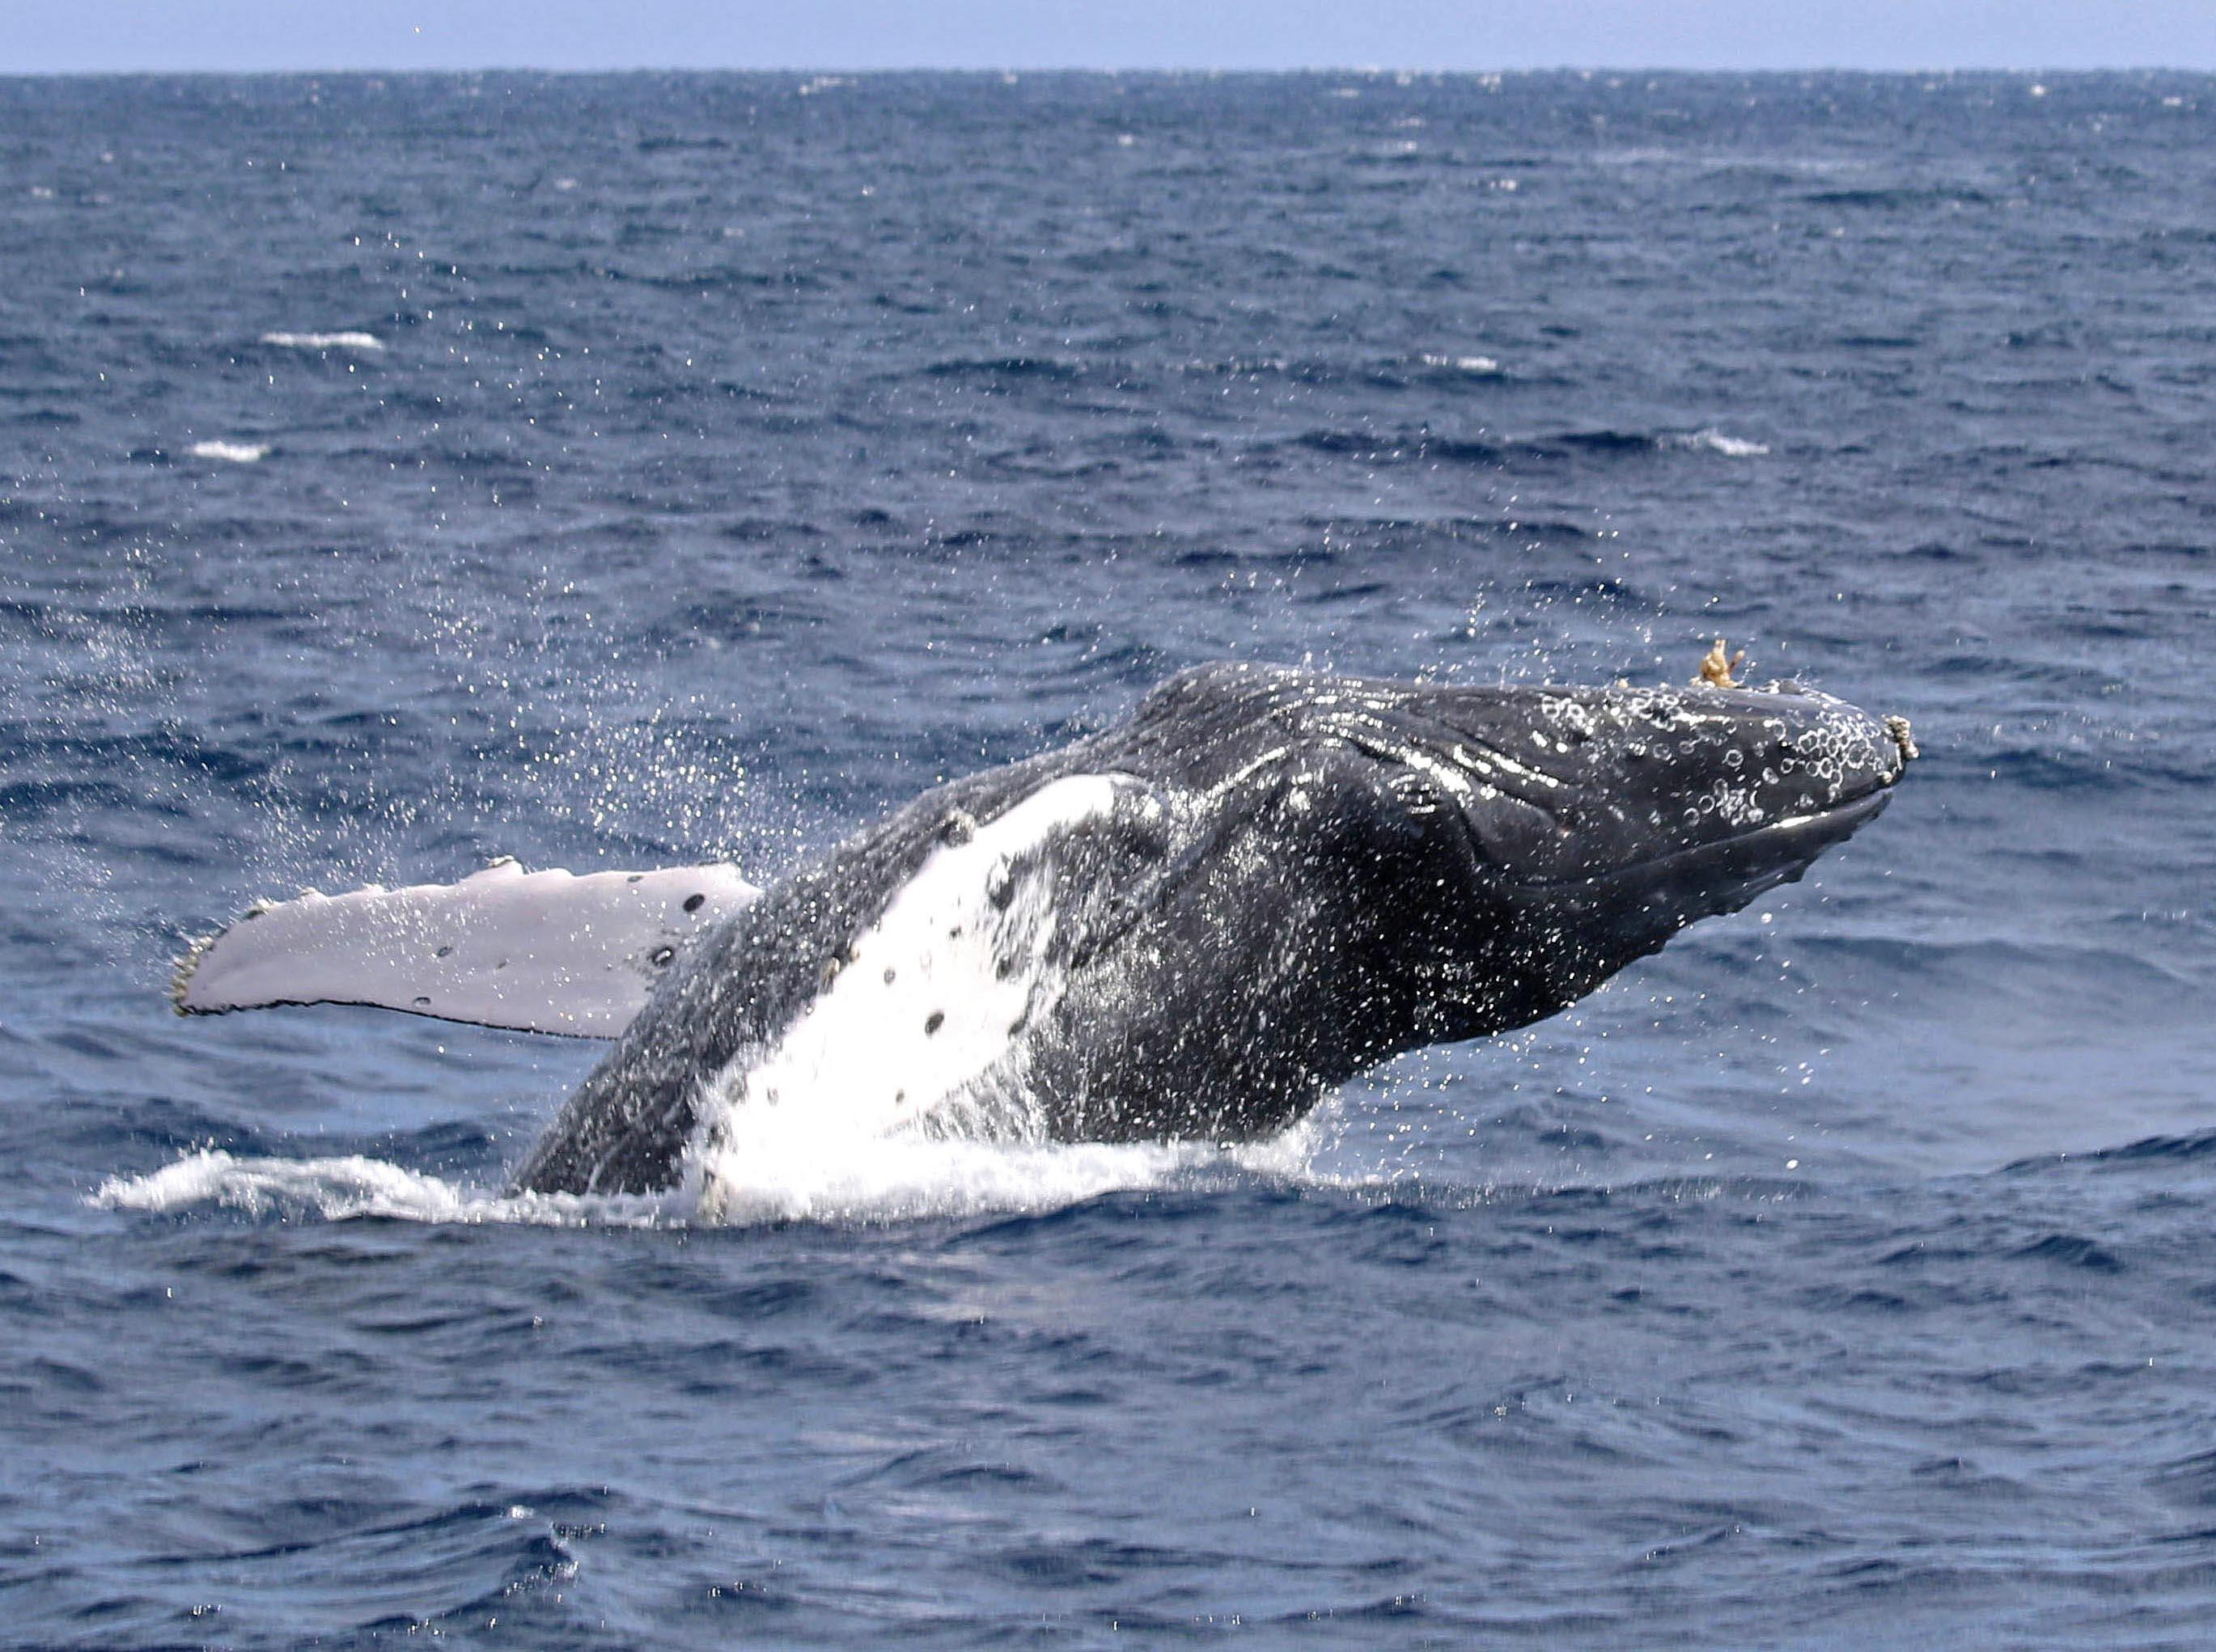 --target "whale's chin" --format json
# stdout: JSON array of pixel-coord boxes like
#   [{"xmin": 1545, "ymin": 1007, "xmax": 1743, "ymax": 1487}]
[{"xmin": 1549, "ymin": 782, "xmax": 1896, "ymax": 894}]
